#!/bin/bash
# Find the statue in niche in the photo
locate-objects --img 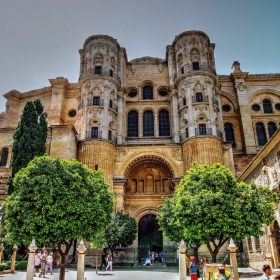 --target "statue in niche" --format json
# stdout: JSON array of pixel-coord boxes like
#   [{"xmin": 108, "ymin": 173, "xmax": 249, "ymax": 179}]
[
  {"xmin": 272, "ymin": 168, "xmax": 278, "ymax": 183},
  {"xmin": 262, "ymin": 169, "xmax": 270, "ymax": 186}
]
